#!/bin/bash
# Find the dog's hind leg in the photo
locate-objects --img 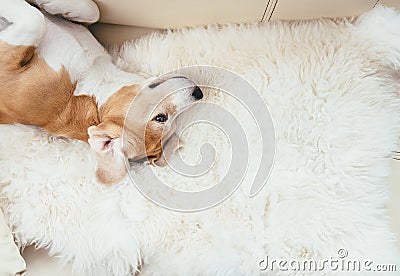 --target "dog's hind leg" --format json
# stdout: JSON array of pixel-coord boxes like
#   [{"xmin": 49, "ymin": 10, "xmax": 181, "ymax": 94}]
[
  {"xmin": 0, "ymin": 0, "xmax": 45, "ymax": 46},
  {"xmin": 27, "ymin": 0, "xmax": 100, "ymax": 24}
]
